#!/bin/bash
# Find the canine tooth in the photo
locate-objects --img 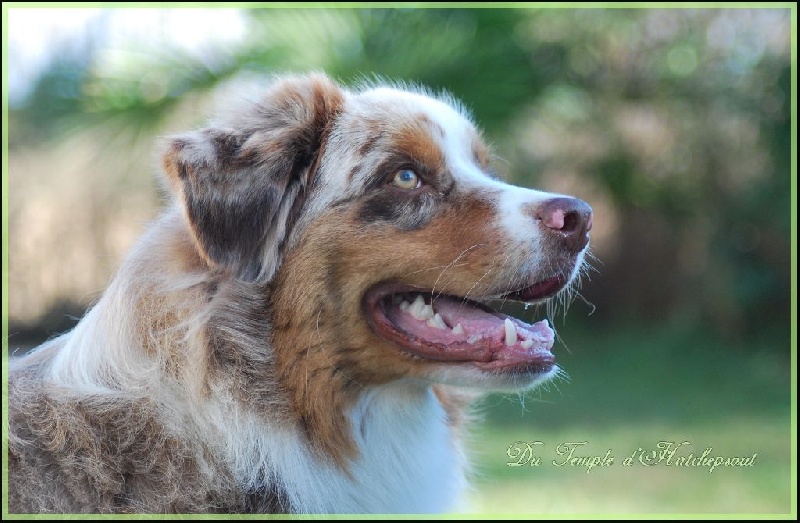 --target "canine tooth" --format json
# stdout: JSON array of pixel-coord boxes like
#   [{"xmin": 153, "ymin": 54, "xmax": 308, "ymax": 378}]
[
  {"xmin": 452, "ymin": 323, "xmax": 465, "ymax": 335},
  {"xmin": 521, "ymin": 339, "xmax": 534, "ymax": 349},
  {"xmin": 399, "ymin": 300, "xmax": 411, "ymax": 312},
  {"xmin": 427, "ymin": 313, "xmax": 447, "ymax": 330},
  {"xmin": 504, "ymin": 318, "xmax": 518, "ymax": 346}
]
